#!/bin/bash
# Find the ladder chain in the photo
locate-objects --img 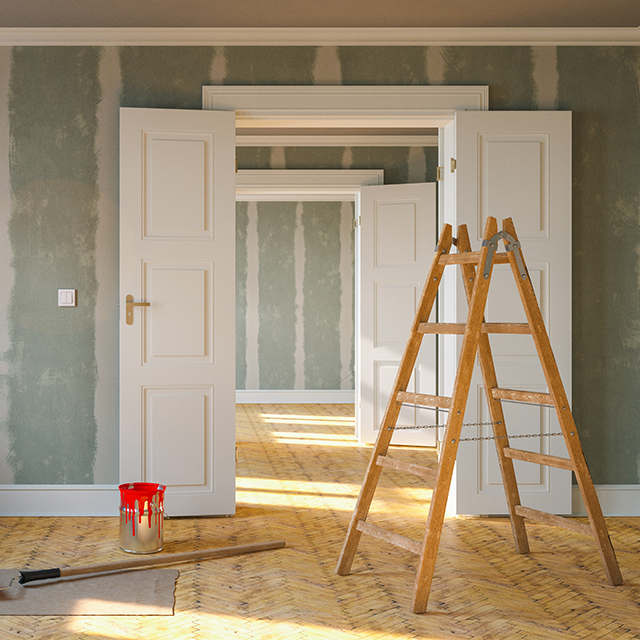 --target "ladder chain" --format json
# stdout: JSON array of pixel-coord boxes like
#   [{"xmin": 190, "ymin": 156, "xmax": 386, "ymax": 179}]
[
  {"xmin": 390, "ymin": 421, "xmax": 497, "ymax": 430},
  {"xmin": 457, "ymin": 431, "xmax": 563, "ymax": 443},
  {"xmin": 389, "ymin": 421, "xmax": 563, "ymax": 442}
]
